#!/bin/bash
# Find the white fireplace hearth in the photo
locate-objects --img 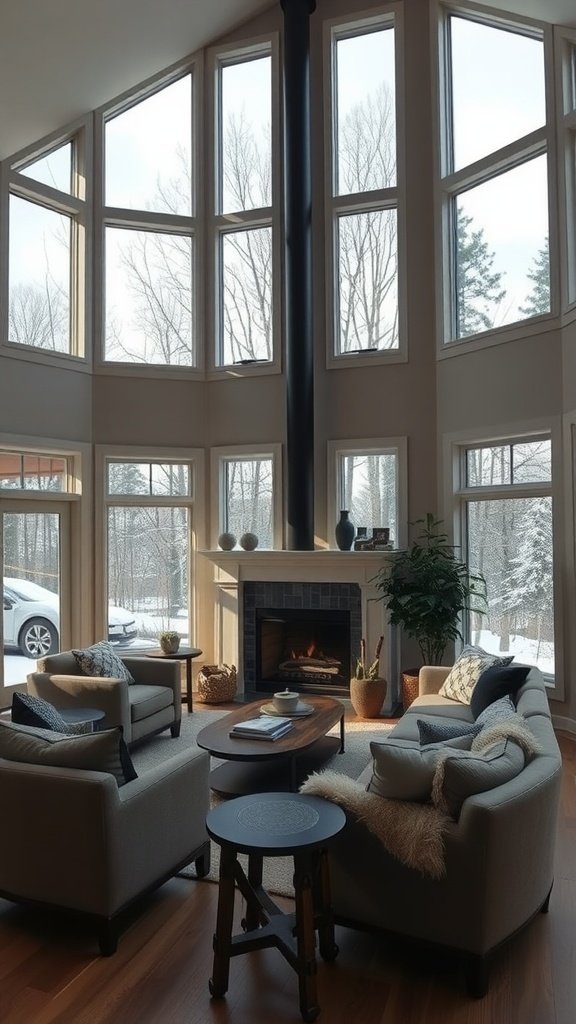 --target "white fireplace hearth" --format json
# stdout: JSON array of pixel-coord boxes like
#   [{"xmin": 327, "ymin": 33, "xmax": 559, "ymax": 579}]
[{"xmin": 200, "ymin": 550, "xmax": 399, "ymax": 715}]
